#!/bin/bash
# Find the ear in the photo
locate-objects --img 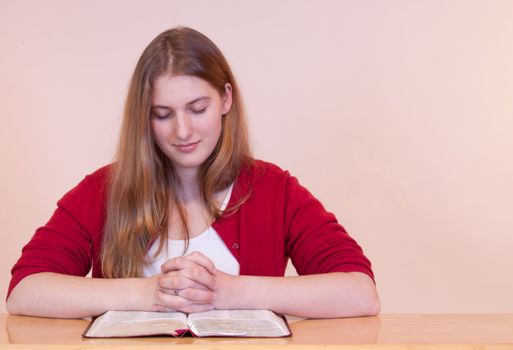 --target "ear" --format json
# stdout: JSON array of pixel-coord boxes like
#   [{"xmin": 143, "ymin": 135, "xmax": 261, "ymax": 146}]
[{"xmin": 221, "ymin": 83, "xmax": 233, "ymax": 115}]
